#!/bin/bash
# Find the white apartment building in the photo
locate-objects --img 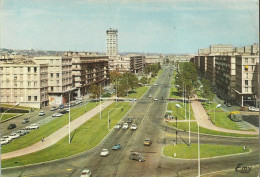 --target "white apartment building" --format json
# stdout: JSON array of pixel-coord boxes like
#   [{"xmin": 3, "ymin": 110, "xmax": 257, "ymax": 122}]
[
  {"xmin": 0, "ymin": 59, "xmax": 48, "ymax": 108},
  {"xmin": 34, "ymin": 56, "xmax": 75, "ymax": 106},
  {"xmin": 106, "ymin": 28, "xmax": 118, "ymax": 57},
  {"xmin": 234, "ymin": 55, "xmax": 259, "ymax": 107}
]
